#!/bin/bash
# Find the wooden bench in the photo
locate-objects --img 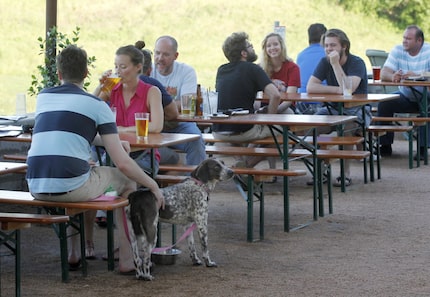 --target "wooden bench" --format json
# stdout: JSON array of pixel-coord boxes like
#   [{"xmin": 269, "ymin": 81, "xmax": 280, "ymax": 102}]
[
  {"xmin": 201, "ymin": 133, "xmax": 364, "ymax": 148},
  {"xmin": 372, "ymin": 116, "xmax": 430, "ymax": 164},
  {"xmin": 0, "ymin": 190, "xmax": 128, "ymax": 283},
  {"xmin": 204, "ymin": 145, "xmax": 369, "ymax": 224},
  {"xmin": 157, "ymin": 163, "xmax": 306, "ymax": 242},
  {"xmin": 367, "ymin": 124, "xmax": 416, "ymax": 180},
  {"xmin": 0, "ymin": 212, "xmax": 69, "ymax": 297}
]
